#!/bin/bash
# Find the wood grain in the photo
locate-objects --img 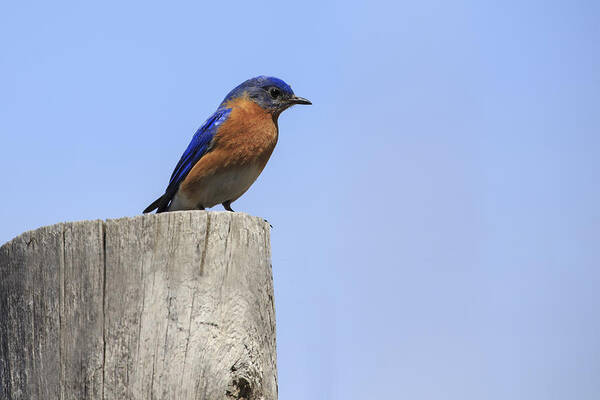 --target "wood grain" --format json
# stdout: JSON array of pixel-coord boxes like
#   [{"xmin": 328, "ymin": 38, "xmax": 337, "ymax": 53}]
[{"xmin": 0, "ymin": 211, "xmax": 276, "ymax": 400}]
